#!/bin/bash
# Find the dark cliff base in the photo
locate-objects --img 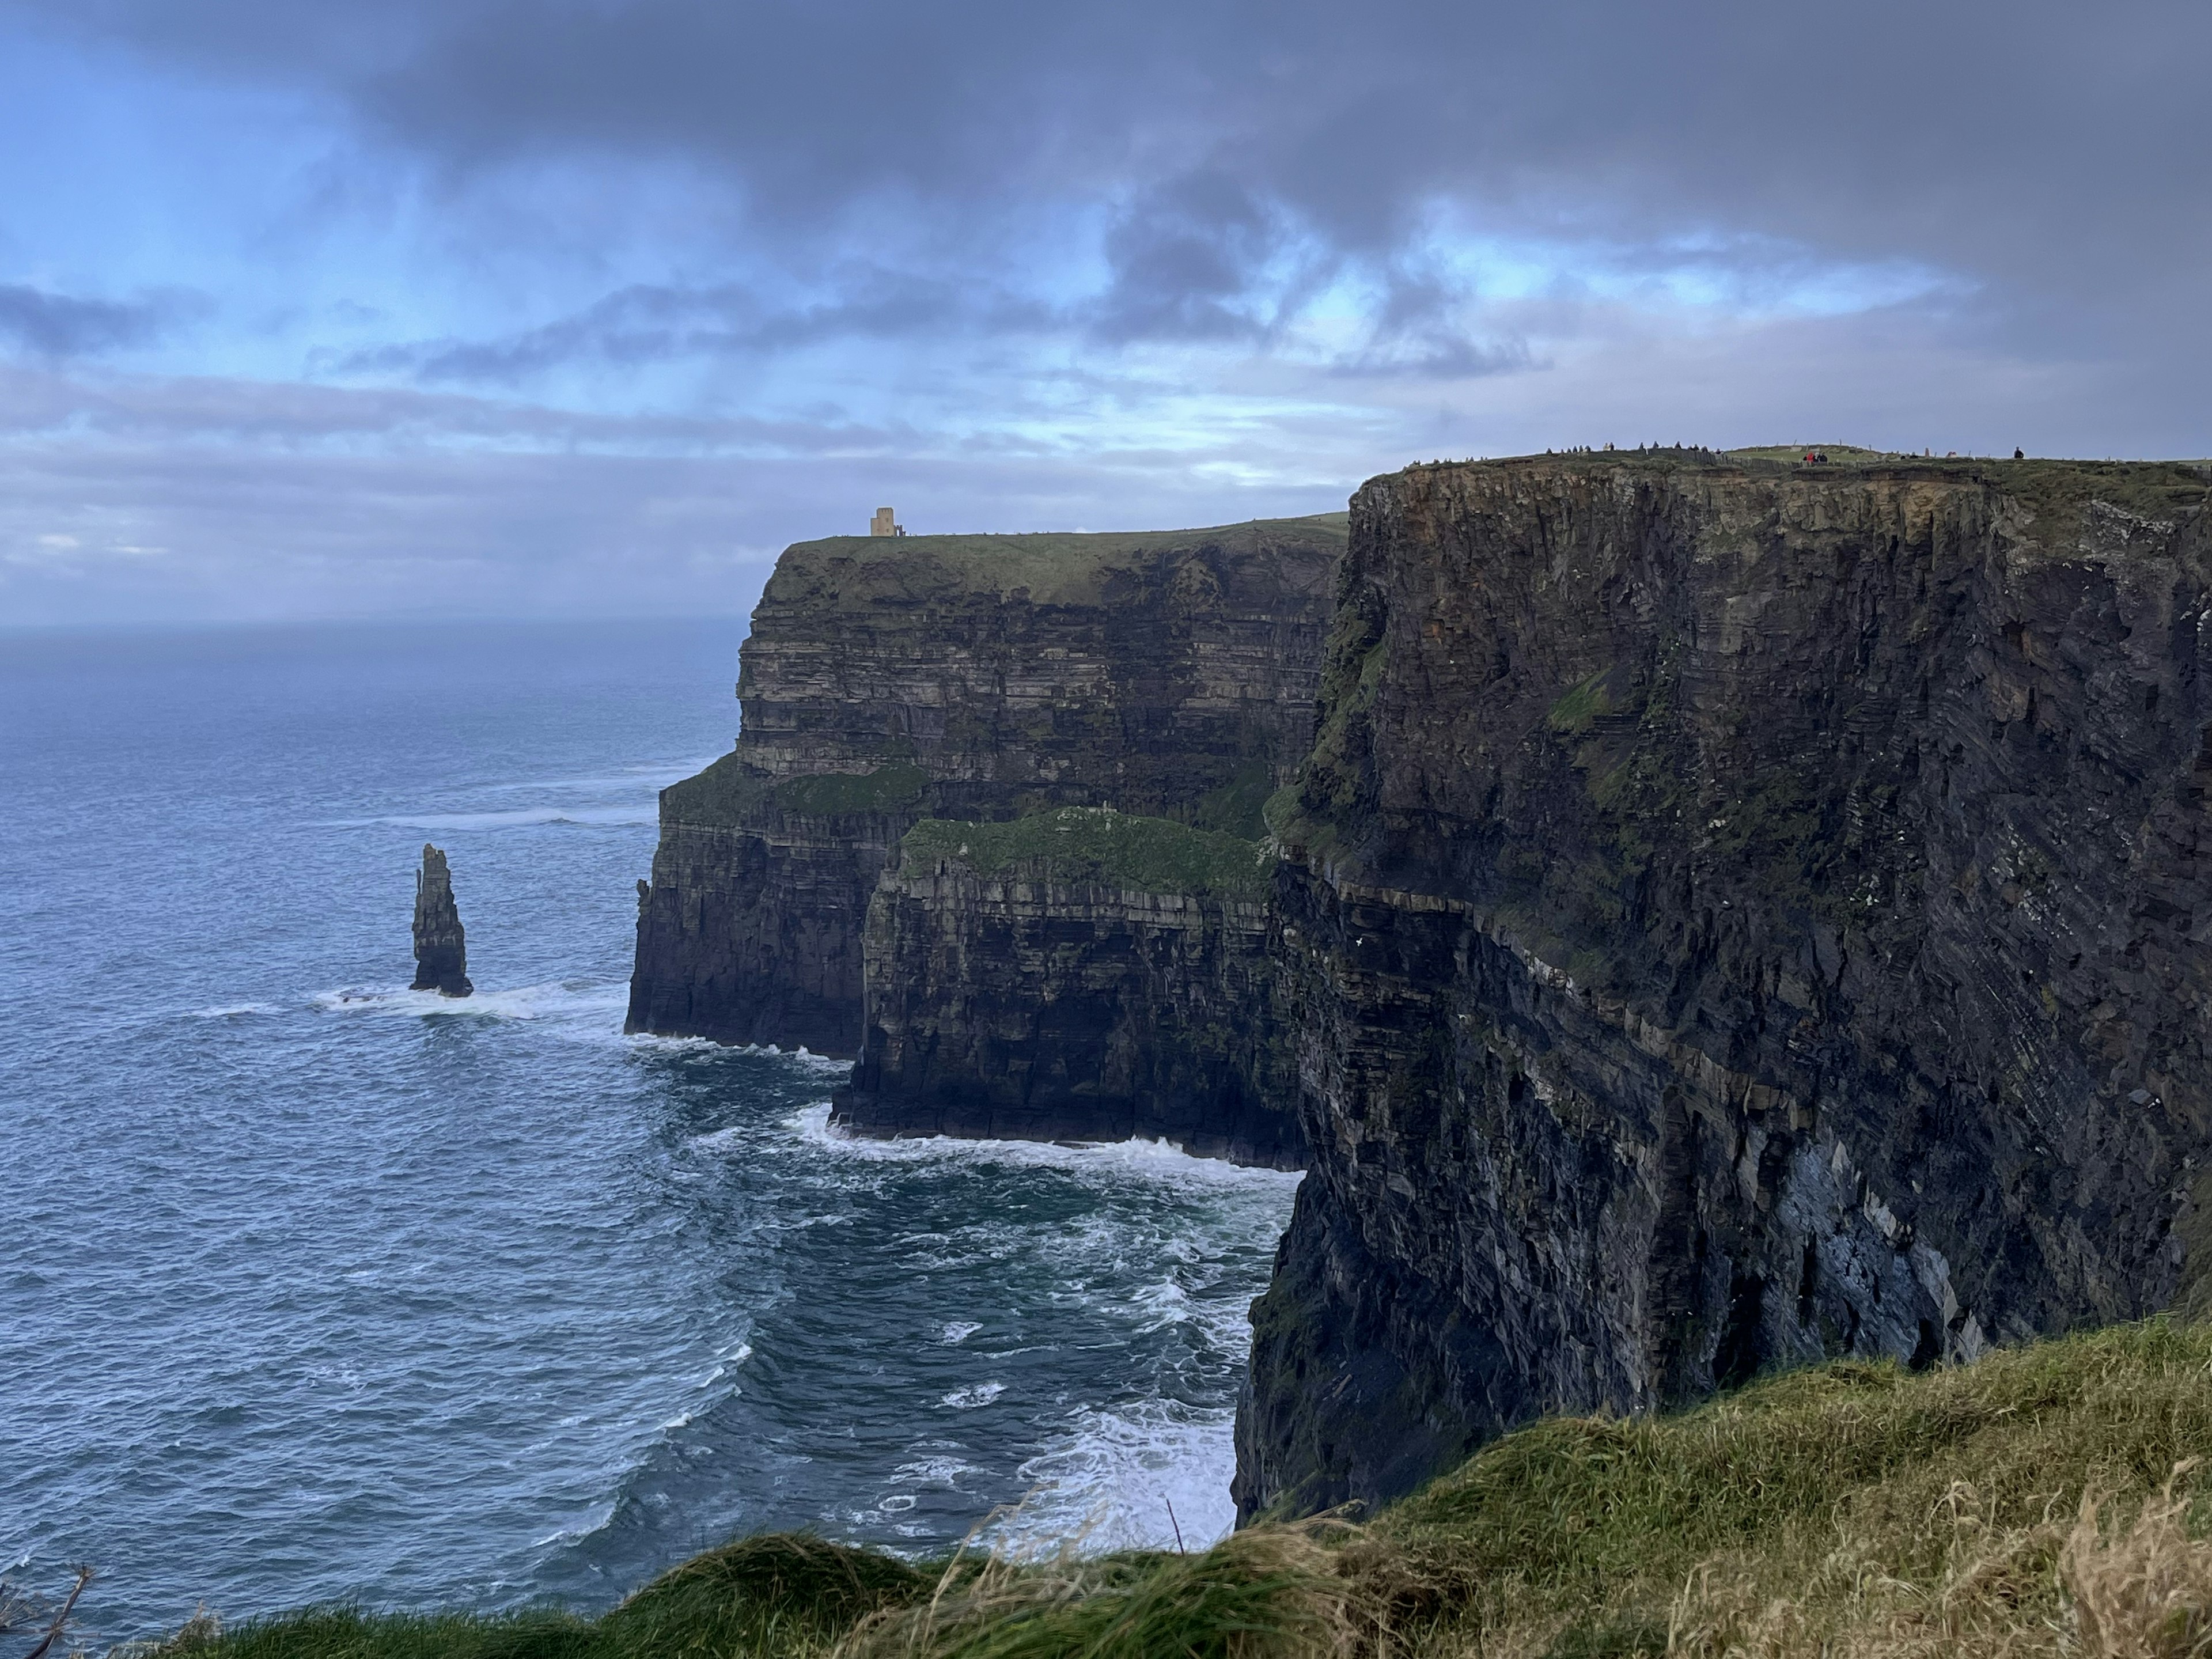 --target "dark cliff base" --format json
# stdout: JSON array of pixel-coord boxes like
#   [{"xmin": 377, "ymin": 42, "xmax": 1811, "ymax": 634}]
[
  {"xmin": 626, "ymin": 759, "xmax": 928, "ymax": 1053},
  {"xmin": 627, "ymin": 516, "xmax": 1344, "ymax": 1058},
  {"xmin": 1238, "ymin": 449, "xmax": 2212, "ymax": 1519},
  {"xmin": 830, "ymin": 809, "xmax": 1306, "ymax": 1168}
]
